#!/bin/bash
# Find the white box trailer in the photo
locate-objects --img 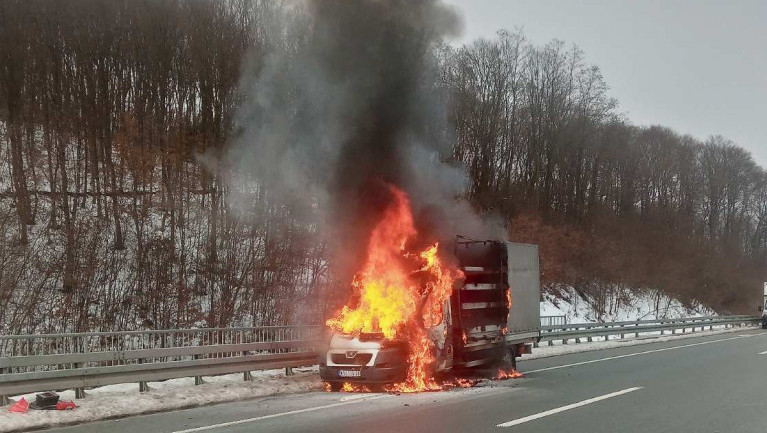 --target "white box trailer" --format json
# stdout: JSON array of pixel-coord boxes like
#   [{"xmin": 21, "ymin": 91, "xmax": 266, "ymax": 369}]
[{"xmin": 453, "ymin": 240, "xmax": 540, "ymax": 369}]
